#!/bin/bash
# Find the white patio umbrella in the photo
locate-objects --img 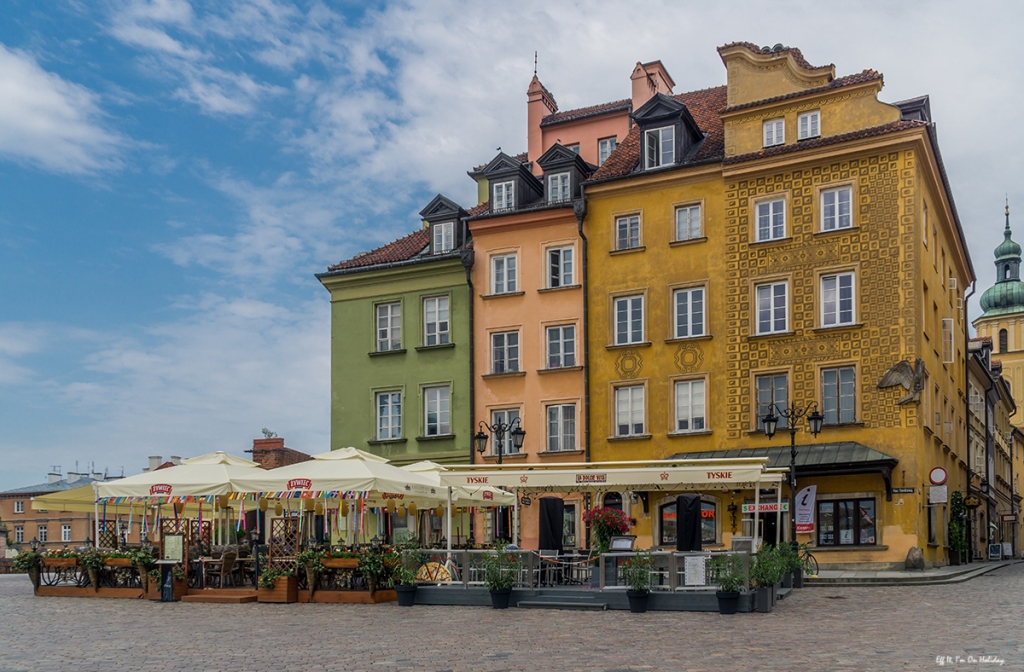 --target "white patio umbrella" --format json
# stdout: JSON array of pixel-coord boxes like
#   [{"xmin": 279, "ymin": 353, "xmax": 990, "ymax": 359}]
[{"xmin": 96, "ymin": 451, "xmax": 262, "ymax": 500}]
